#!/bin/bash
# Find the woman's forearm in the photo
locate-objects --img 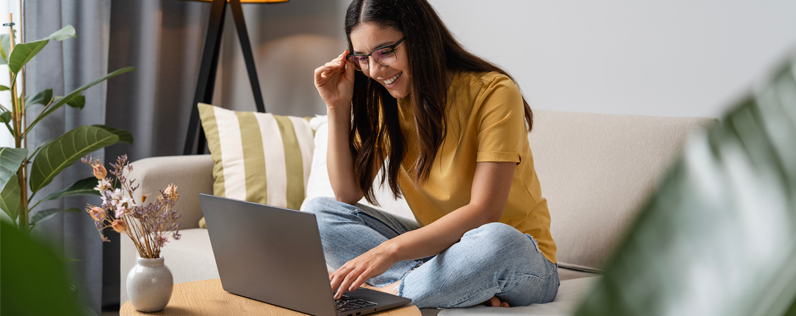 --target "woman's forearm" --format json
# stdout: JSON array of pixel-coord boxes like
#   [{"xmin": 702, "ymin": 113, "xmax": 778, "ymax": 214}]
[
  {"xmin": 381, "ymin": 162, "xmax": 515, "ymax": 262},
  {"xmin": 326, "ymin": 107, "xmax": 364, "ymax": 204},
  {"xmin": 382, "ymin": 202, "xmax": 498, "ymax": 262}
]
